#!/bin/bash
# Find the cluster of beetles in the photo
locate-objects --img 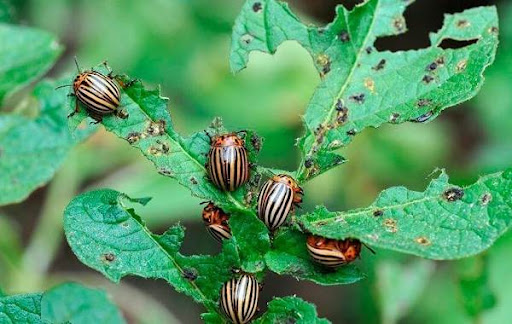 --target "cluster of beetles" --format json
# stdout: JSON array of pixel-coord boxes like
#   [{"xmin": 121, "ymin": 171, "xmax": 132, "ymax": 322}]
[{"xmin": 67, "ymin": 62, "xmax": 366, "ymax": 323}]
